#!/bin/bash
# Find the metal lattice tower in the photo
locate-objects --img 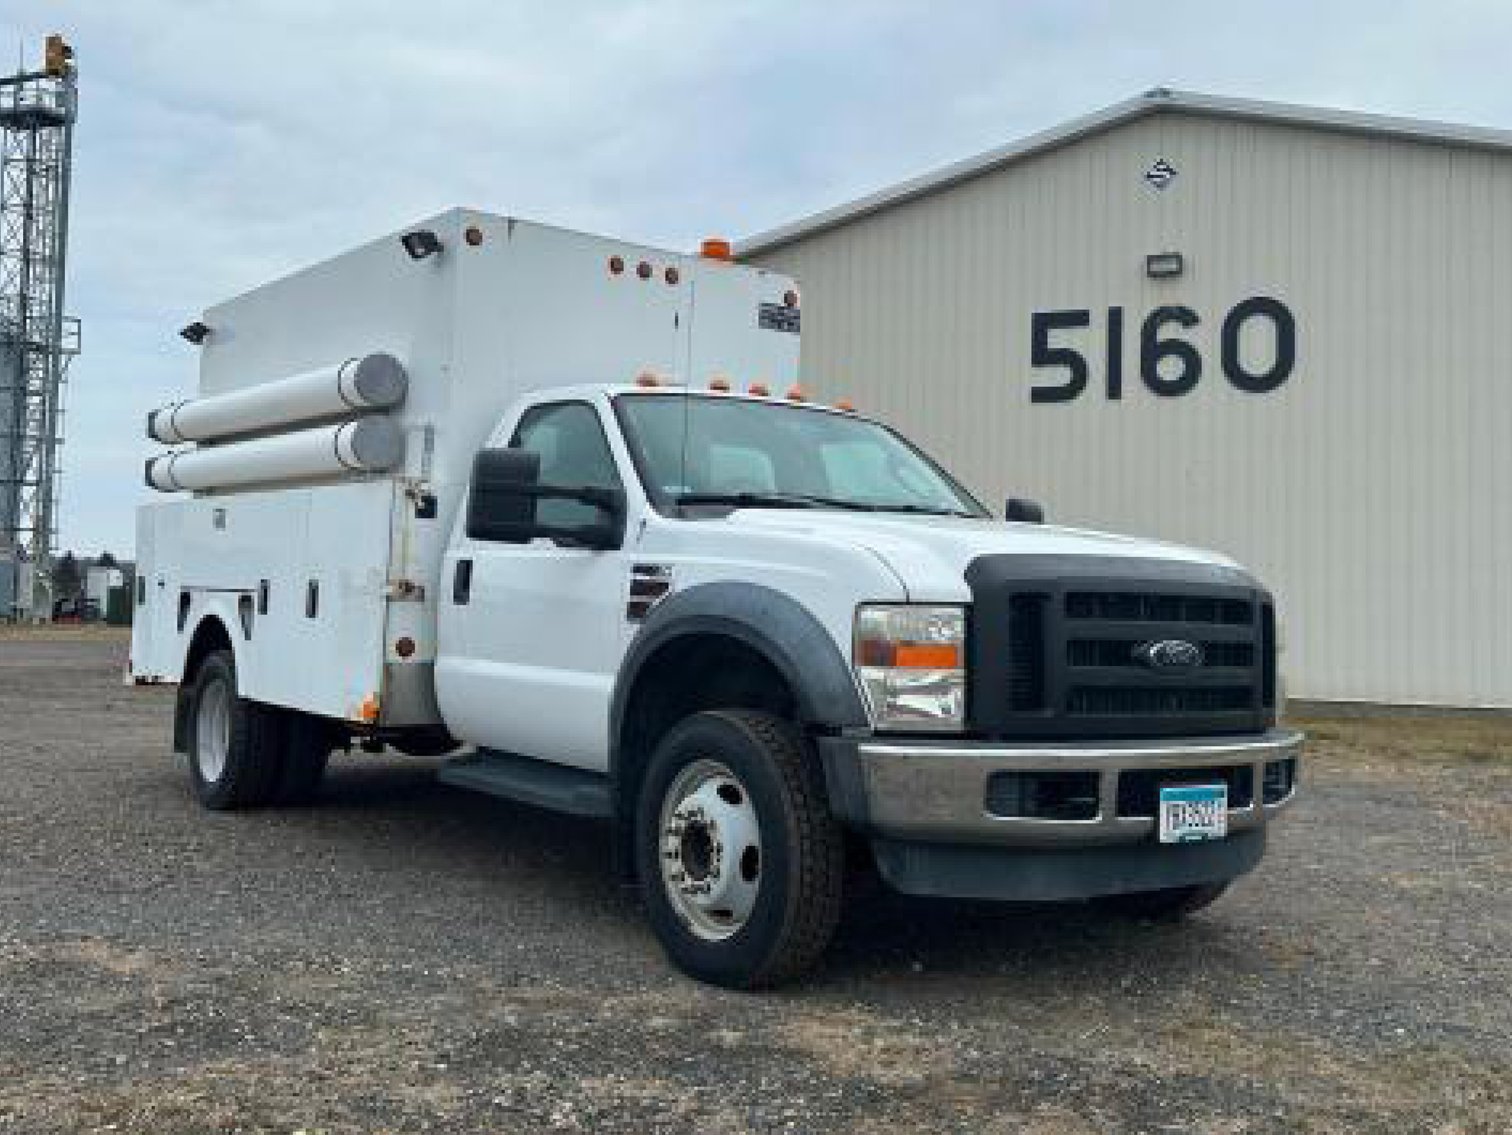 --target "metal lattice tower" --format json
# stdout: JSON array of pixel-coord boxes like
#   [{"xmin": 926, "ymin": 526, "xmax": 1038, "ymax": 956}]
[{"xmin": 0, "ymin": 36, "xmax": 78, "ymax": 619}]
